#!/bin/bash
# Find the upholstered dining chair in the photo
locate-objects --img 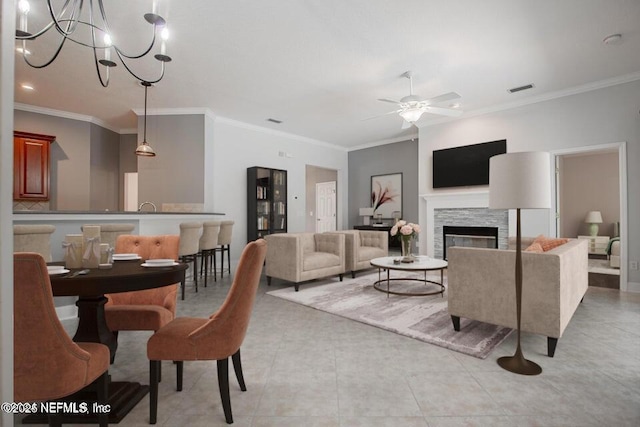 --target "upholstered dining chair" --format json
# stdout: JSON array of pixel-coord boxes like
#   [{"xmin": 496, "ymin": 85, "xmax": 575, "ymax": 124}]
[
  {"xmin": 179, "ymin": 222, "xmax": 203, "ymax": 299},
  {"xmin": 198, "ymin": 220, "xmax": 221, "ymax": 288},
  {"xmin": 14, "ymin": 252, "xmax": 110, "ymax": 427},
  {"xmin": 105, "ymin": 234, "xmax": 180, "ymax": 363},
  {"xmin": 215, "ymin": 220, "xmax": 235, "ymax": 278},
  {"xmin": 82, "ymin": 223, "xmax": 136, "ymax": 248},
  {"xmin": 147, "ymin": 239, "xmax": 267, "ymax": 425},
  {"xmin": 13, "ymin": 224, "xmax": 56, "ymax": 261}
]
